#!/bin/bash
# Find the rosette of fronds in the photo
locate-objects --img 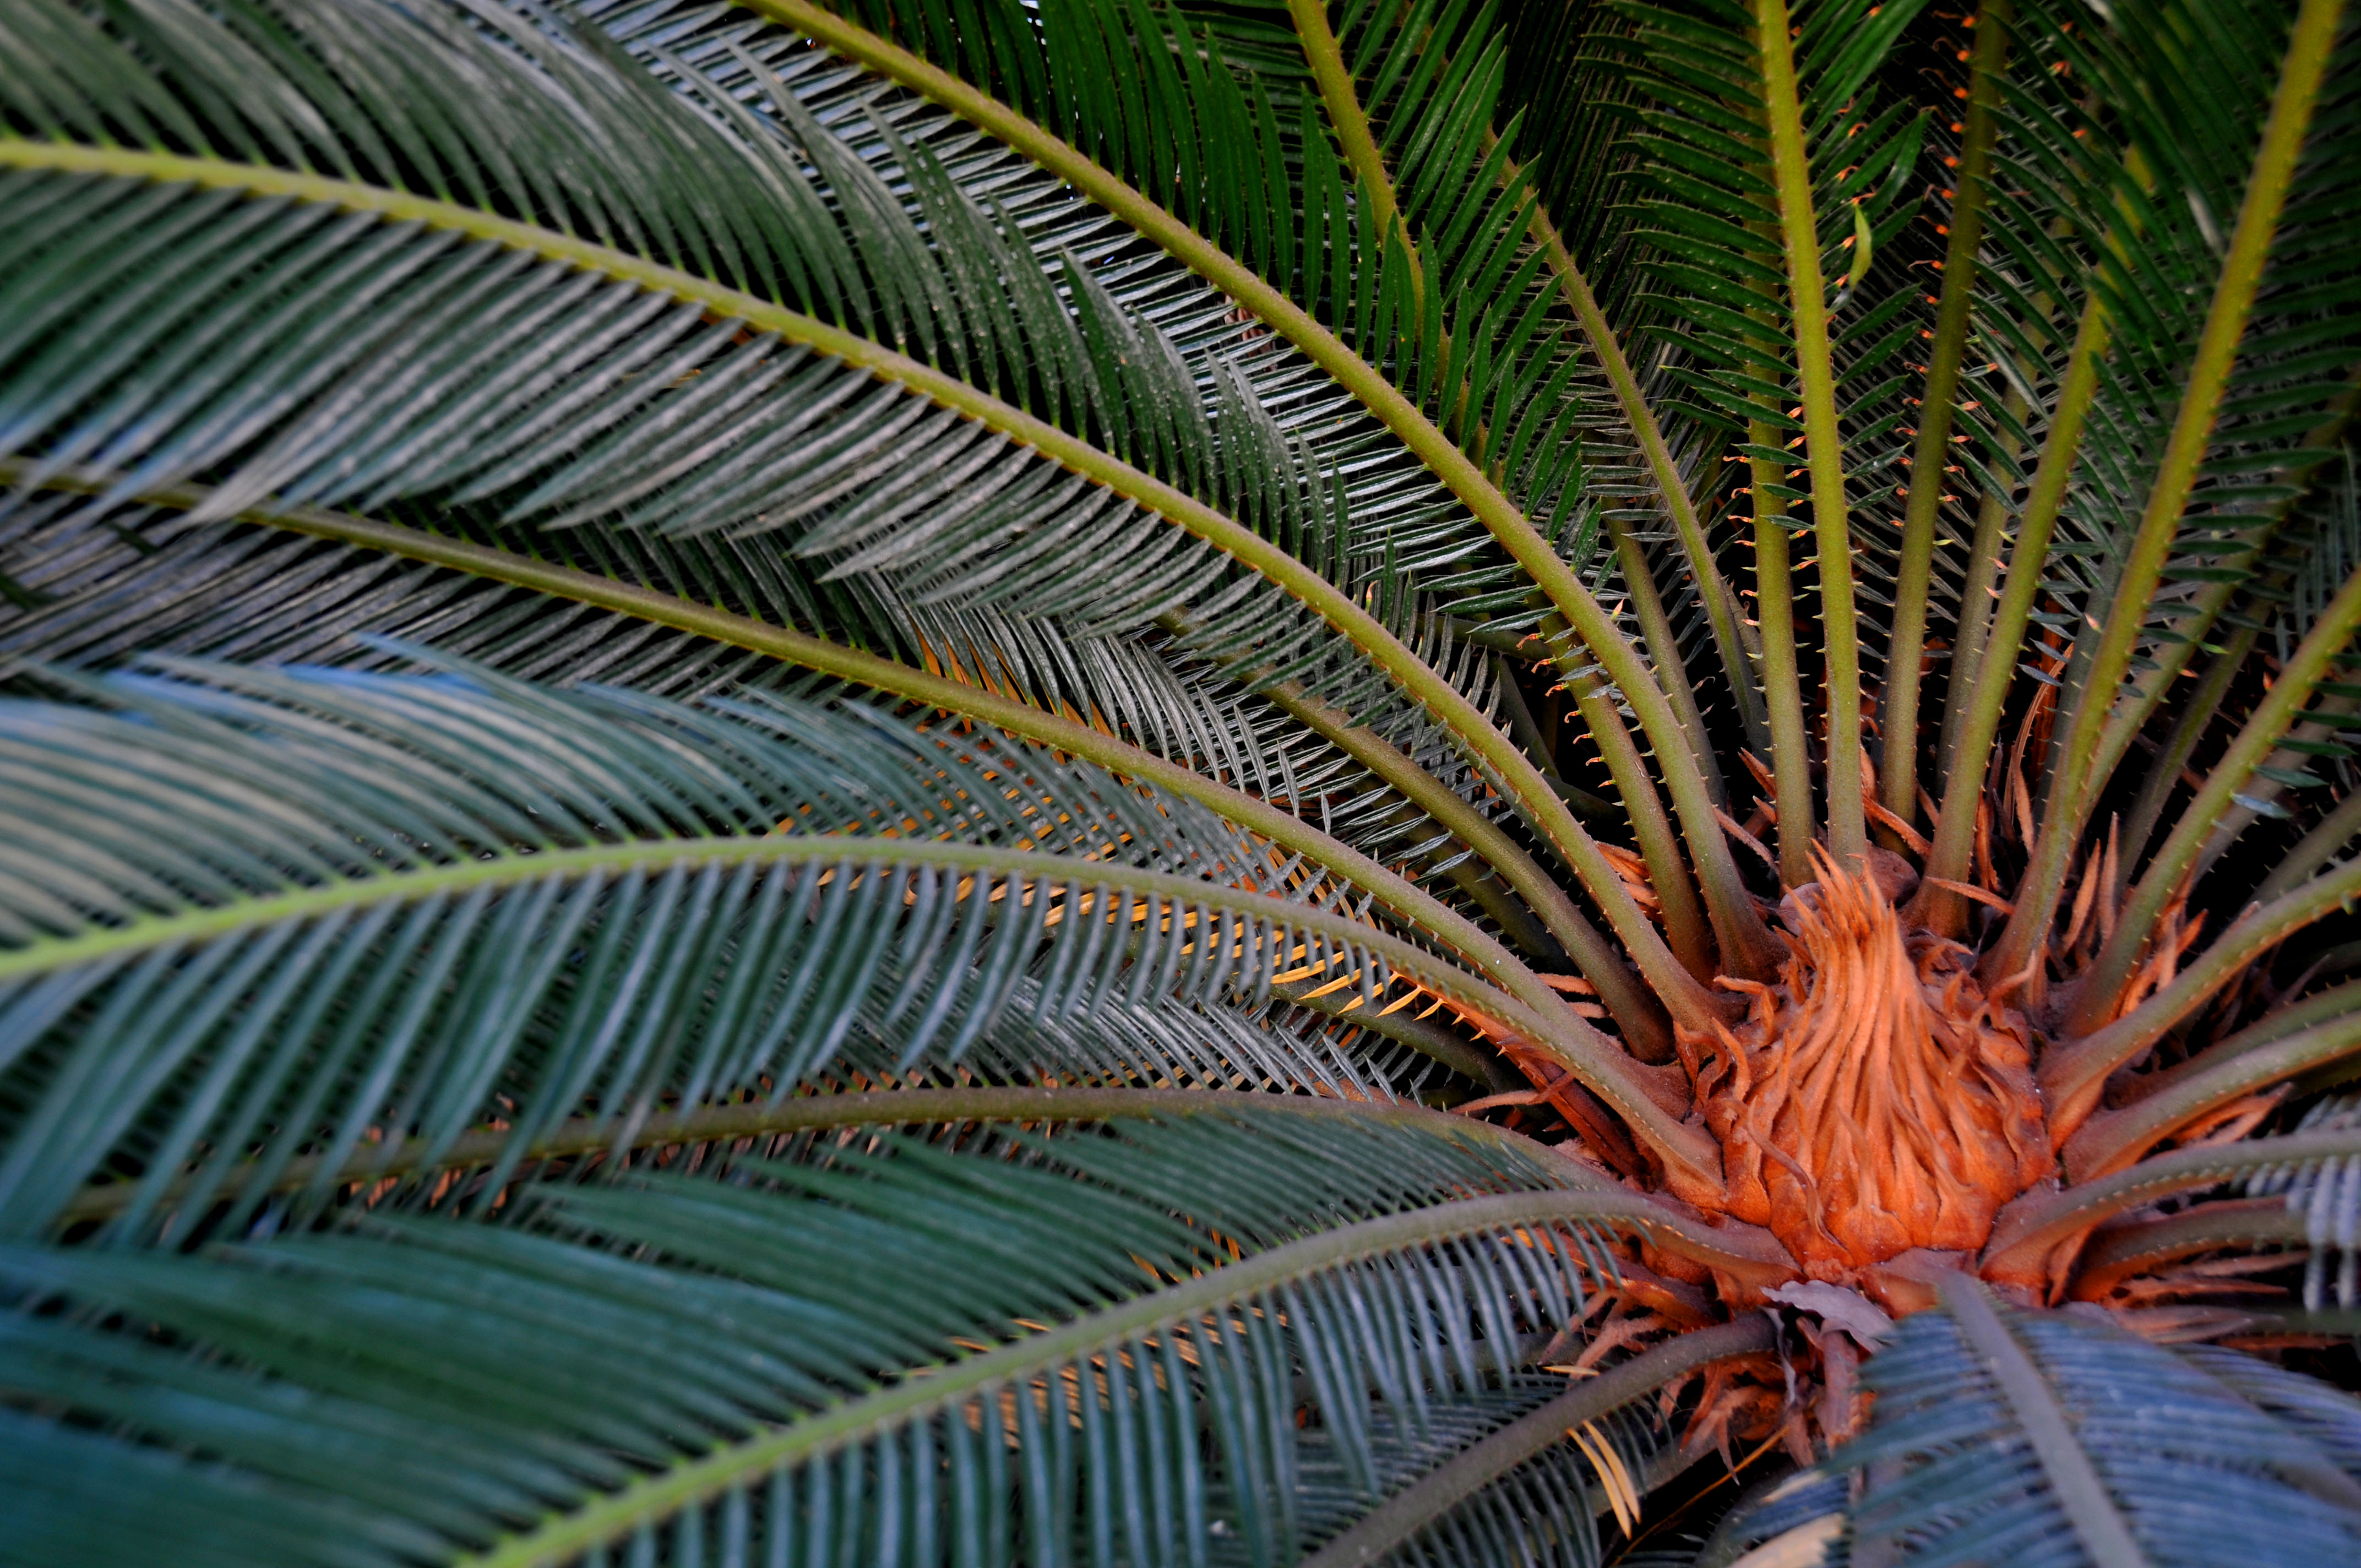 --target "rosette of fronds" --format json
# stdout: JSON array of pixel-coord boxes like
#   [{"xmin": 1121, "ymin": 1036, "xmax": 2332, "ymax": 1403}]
[{"xmin": 3, "ymin": 0, "xmax": 2360, "ymax": 1562}]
